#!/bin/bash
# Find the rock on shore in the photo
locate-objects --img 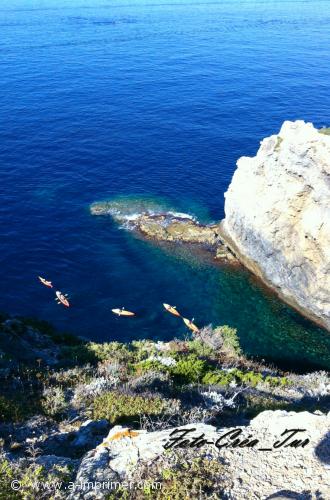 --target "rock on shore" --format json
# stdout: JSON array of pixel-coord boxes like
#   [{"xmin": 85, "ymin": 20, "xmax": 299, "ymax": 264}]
[
  {"xmin": 90, "ymin": 201, "xmax": 236, "ymax": 261},
  {"xmin": 222, "ymin": 121, "xmax": 330, "ymax": 331},
  {"xmin": 70, "ymin": 410, "xmax": 330, "ymax": 499}
]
